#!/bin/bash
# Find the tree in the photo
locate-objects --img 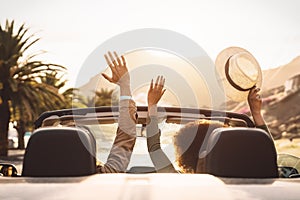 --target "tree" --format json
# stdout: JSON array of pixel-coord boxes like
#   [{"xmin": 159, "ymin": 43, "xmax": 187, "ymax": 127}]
[
  {"xmin": 40, "ymin": 71, "xmax": 86, "ymax": 109},
  {"xmin": 72, "ymin": 88, "xmax": 117, "ymax": 108},
  {"xmin": 0, "ymin": 20, "xmax": 66, "ymax": 154},
  {"xmin": 11, "ymin": 79, "xmax": 66, "ymax": 149},
  {"xmin": 94, "ymin": 88, "xmax": 114, "ymax": 106},
  {"xmin": 62, "ymin": 88, "xmax": 88, "ymax": 108}
]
